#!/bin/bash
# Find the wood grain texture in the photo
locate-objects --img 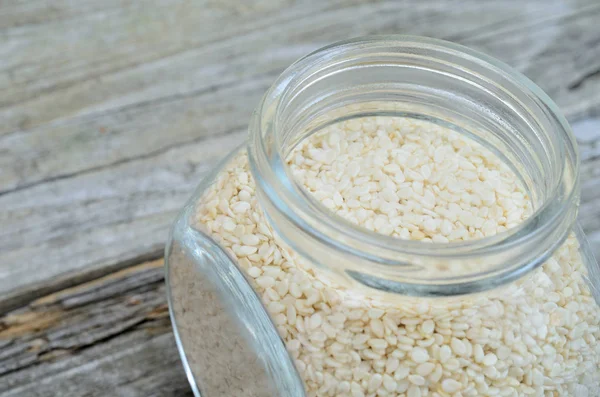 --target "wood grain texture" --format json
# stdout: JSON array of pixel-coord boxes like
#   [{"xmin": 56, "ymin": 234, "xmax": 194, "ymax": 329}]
[
  {"xmin": 1, "ymin": 0, "xmax": 600, "ymax": 394},
  {"xmin": 0, "ymin": 259, "xmax": 192, "ymax": 397},
  {"xmin": 578, "ymin": 118, "xmax": 600, "ymax": 251},
  {"xmin": 2, "ymin": 0, "xmax": 600, "ymax": 313}
]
